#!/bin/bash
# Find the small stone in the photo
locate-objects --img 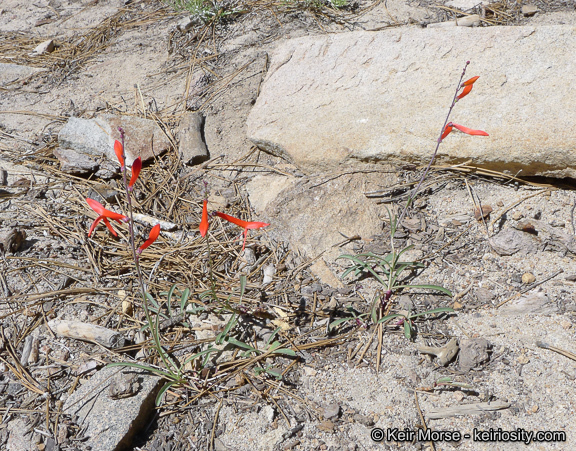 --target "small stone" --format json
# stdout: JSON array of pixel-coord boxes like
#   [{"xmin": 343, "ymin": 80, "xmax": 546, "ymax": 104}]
[
  {"xmin": 560, "ymin": 320, "xmax": 572, "ymax": 330},
  {"xmin": 317, "ymin": 421, "xmax": 335, "ymax": 432},
  {"xmin": 521, "ymin": 5, "xmax": 538, "ymax": 16},
  {"xmin": 122, "ymin": 300, "xmax": 133, "ymax": 316},
  {"xmin": 511, "ymin": 211, "xmax": 524, "ymax": 220},
  {"xmin": 501, "ymin": 292, "xmax": 558, "ymax": 315},
  {"xmin": 323, "ymin": 403, "xmax": 340, "ymax": 420},
  {"xmin": 352, "ymin": 414, "xmax": 374, "ymax": 427},
  {"xmin": 522, "ymin": 273, "xmax": 536, "ymax": 284},
  {"xmin": 489, "ymin": 228, "xmax": 539, "ymax": 256},
  {"xmin": 32, "ymin": 39, "xmax": 55, "ymax": 55},
  {"xmin": 261, "ymin": 405, "xmax": 275, "ymax": 423},
  {"xmin": 177, "ymin": 112, "xmax": 209, "ymax": 166},
  {"xmin": 475, "ymin": 288, "xmax": 495, "ymax": 304},
  {"xmin": 0, "ymin": 228, "xmax": 26, "ymax": 254},
  {"xmin": 459, "ymin": 338, "xmax": 490, "ymax": 372},
  {"xmin": 474, "ymin": 205, "xmax": 492, "ymax": 221}
]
